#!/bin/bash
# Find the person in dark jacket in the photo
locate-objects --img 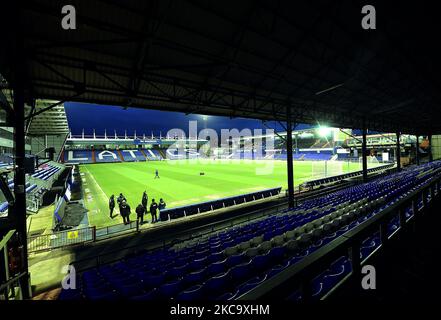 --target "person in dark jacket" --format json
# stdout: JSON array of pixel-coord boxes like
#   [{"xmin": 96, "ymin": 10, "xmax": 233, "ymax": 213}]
[
  {"xmin": 158, "ymin": 198, "xmax": 166, "ymax": 211},
  {"xmin": 150, "ymin": 199, "xmax": 159, "ymax": 223},
  {"xmin": 109, "ymin": 194, "xmax": 115, "ymax": 218},
  {"xmin": 117, "ymin": 193, "xmax": 126, "ymax": 213},
  {"xmin": 120, "ymin": 200, "xmax": 131, "ymax": 225},
  {"xmin": 141, "ymin": 191, "xmax": 148, "ymax": 209},
  {"xmin": 117, "ymin": 193, "xmax": 125, "ymax": 205},
  {"xmin": 136, "ymin": 203, "xmax": 146, "ymax": 225}
]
